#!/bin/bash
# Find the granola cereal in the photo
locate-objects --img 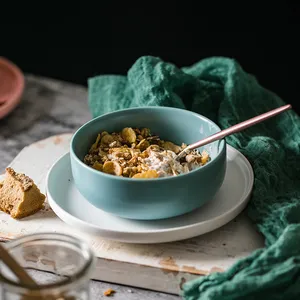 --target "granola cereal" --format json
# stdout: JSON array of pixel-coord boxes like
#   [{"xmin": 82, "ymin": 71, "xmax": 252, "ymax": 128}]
[{"xmin": 83, "ymin": 127, "xmax": 210, "ymax": 178}]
